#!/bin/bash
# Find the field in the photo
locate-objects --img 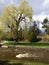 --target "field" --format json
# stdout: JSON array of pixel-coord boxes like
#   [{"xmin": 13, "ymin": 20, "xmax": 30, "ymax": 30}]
[{"xmin": 0, "ymin": 42, "xmax": 49, "ymax": 65}]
